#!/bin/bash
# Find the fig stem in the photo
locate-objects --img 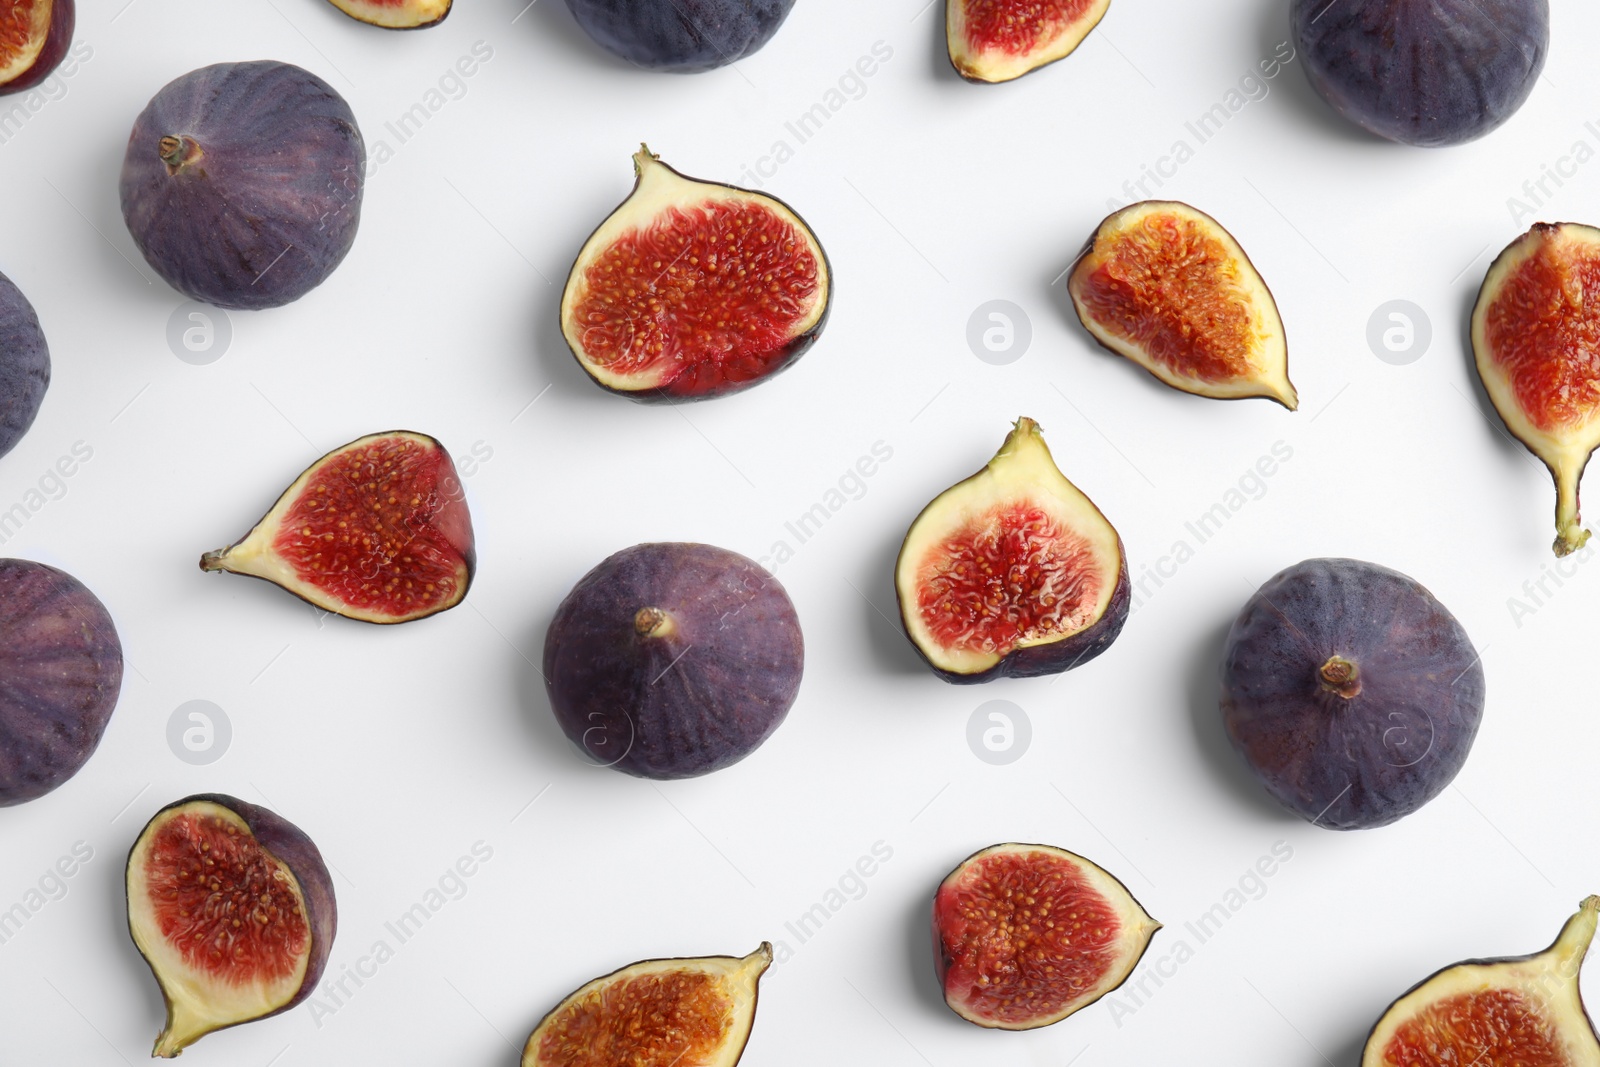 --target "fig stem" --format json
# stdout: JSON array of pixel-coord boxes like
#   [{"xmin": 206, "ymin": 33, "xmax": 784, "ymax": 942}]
[
  {"xmin": 634, "ymin": 607, "xmax": 674, "ymax": 639},
  {"xmin": 159, "ymin": 134, "xmax": 203, "ymax": 175},
  {"xmin": 199, "ymin": 548, "xmax": 230, "ymax": 572},
  {"xmin": 1318, "ymin": 655, "xmax": 1361, "ymax": 698},
  {"xmin": 1554, "ymin": 470, "xmax": 1590, "ymax": 557}
]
